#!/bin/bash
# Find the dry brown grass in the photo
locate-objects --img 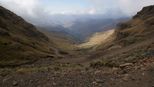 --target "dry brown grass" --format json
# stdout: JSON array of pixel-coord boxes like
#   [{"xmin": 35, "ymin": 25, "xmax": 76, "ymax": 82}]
[{"xmin": 78, "ymin": 29, "xmax": 115, "ymax": 49}]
